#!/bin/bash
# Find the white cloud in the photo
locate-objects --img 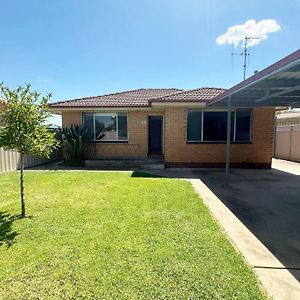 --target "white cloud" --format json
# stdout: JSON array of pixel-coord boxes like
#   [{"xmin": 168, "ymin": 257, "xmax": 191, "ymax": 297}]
[{"xmin": 216, "ymin": 19, "xmax": 281, "ymax": 47}]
